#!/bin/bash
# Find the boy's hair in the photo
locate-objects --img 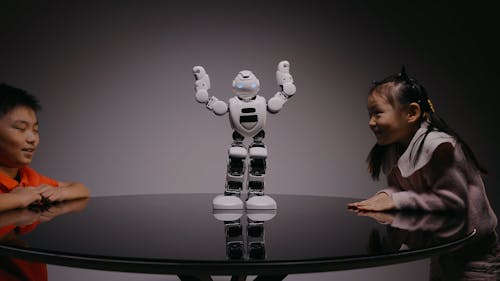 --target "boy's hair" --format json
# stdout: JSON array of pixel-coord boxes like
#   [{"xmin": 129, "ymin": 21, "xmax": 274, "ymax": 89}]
[
  {"xmin": 367, "ymin": 67, "xmax": 487, "ymax": 180},
  {"xmin": 0, "ymin": 83, "xmax": 41, "ymax": 118}
]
